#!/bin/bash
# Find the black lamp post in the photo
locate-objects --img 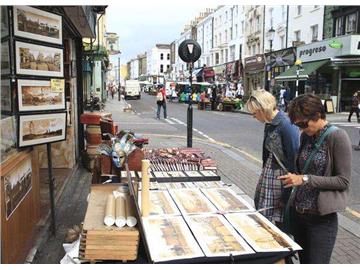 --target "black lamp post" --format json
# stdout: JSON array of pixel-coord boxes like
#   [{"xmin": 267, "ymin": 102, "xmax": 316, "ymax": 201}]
[{"xmin": 267, "ymin": 27, "xmax": 275, "ymax": 91}]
